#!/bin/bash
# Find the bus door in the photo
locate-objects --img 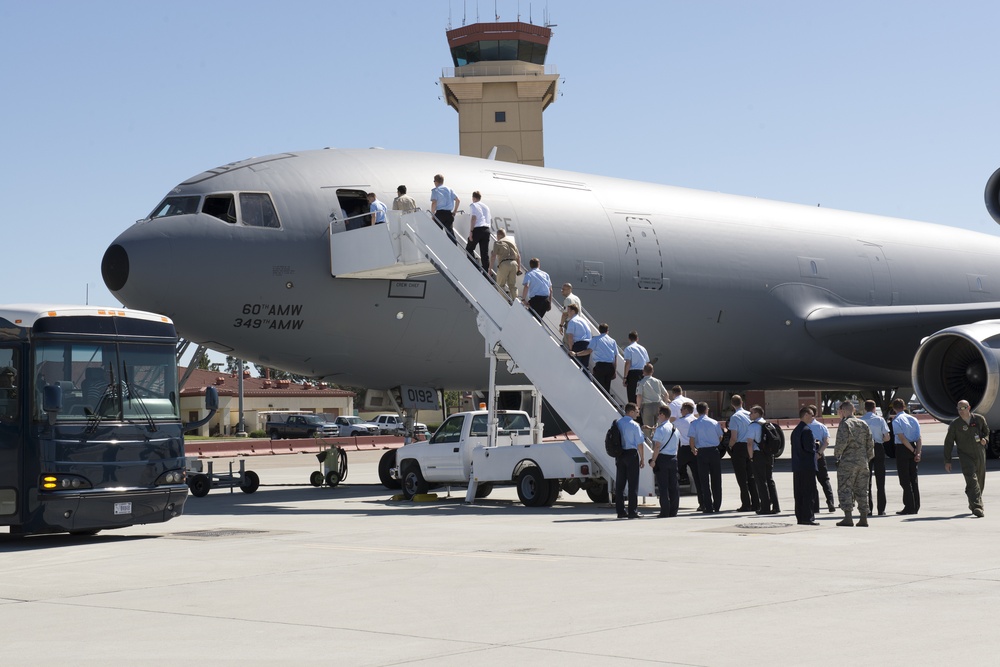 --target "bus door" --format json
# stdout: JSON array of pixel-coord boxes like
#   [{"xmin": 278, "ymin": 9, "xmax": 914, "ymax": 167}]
[{"xmin": 0, "ymin": 346, "xmax": 22, "ymax": 524}]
